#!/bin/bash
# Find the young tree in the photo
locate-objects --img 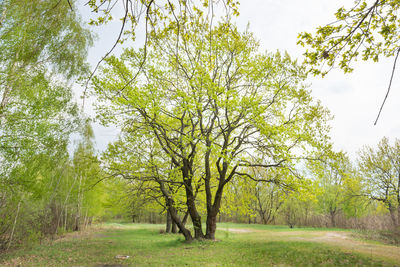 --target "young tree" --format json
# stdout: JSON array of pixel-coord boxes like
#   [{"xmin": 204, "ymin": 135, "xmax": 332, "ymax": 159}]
[
  {"xmin": 254, "ymin": 181, "xmax": 286, "ymax": 225},
  {"xmin": 93, "ymin": 15, "xmax": 331, "ymax": 240},
  {"xmin": 359, "ymin": 137, "xmax": 400, "ymax": 228},
  {"xmin": 71, "ymin": 121, "xmax": 106, "ymax": 231}
]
